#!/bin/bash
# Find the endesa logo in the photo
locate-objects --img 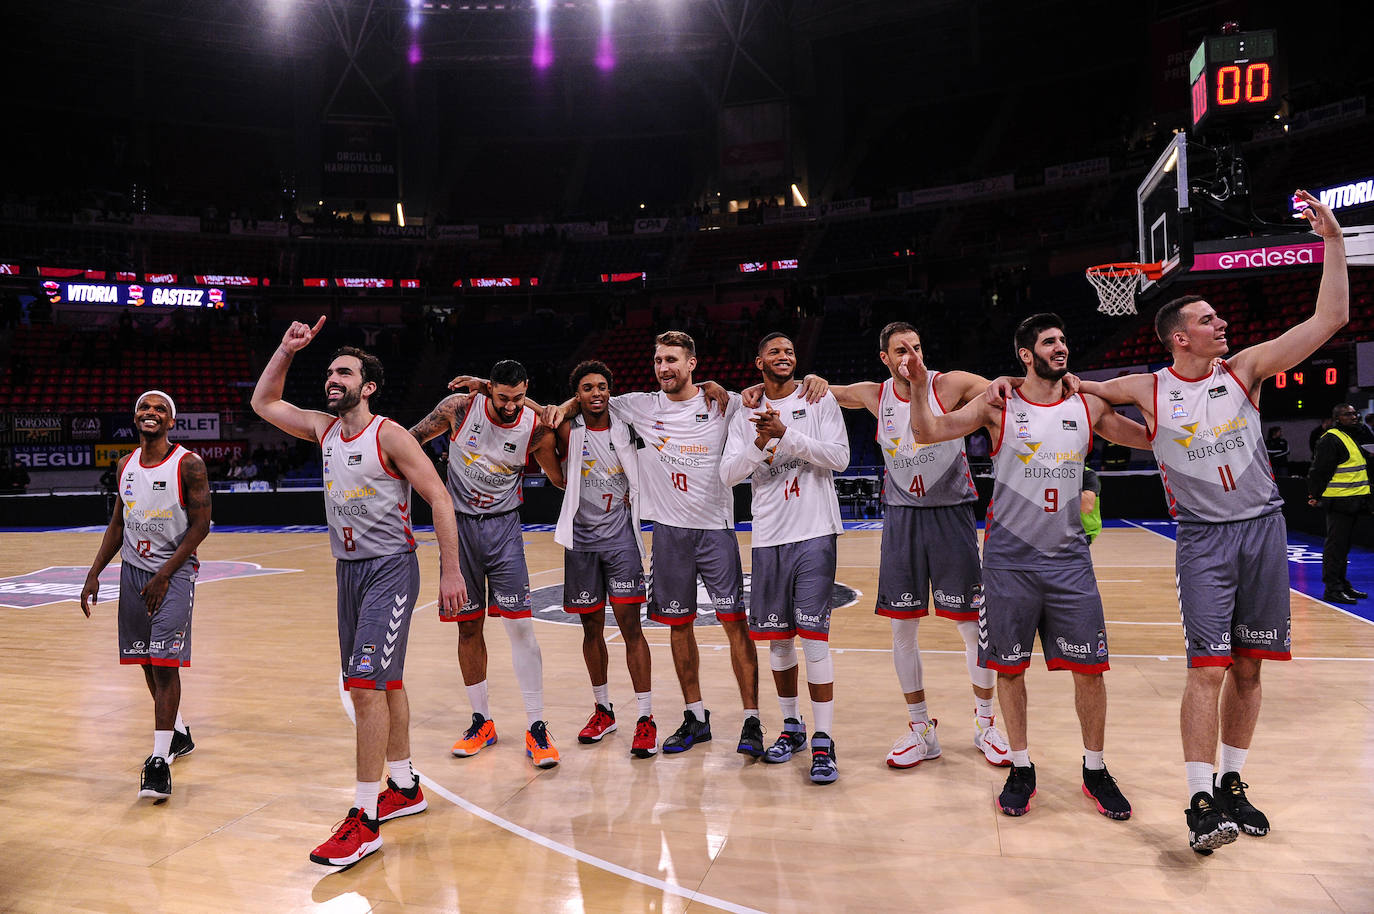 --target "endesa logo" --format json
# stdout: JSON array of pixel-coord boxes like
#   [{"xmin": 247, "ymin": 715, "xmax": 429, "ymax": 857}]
[{"xmin": 1195, "ymin": 242, "xmax": 1324, "ymax": 273}]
